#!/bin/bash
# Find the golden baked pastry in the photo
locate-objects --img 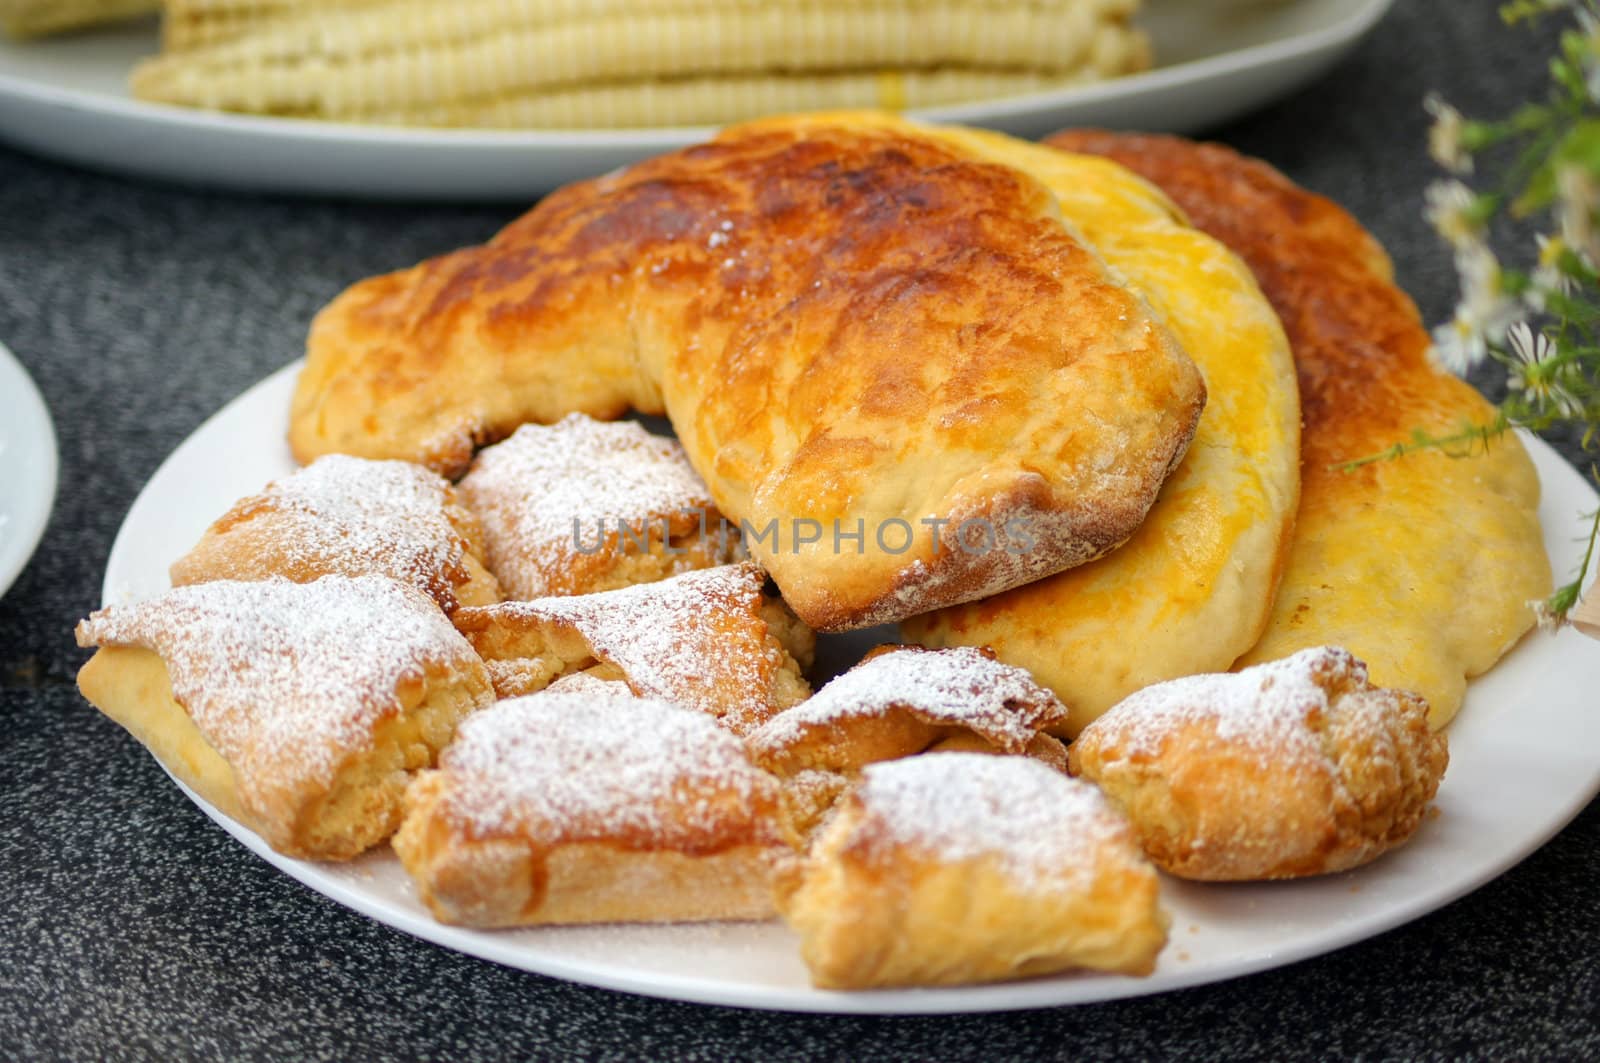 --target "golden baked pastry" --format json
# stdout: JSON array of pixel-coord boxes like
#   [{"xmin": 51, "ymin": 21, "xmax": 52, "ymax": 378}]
[
  {"xmin": 746, "ymin": 644, "xmax": 1067, "ymax": 837},
  {"xmin": 775, "ymin": 753, "xmax": 1168, "ymax": 988},
  {"xmin": 394, "ymin": 690, "xmax": 786, "ymax": 927},
  {"xmin": 75, "ymin": 576, "xmax": 496, "ymax": 861},
  {"xmin": 170, "ymin": 453, "xmax": 501, "ymax": 614},
  {"xmin": 903, "ymin": 129, "xmax": 1301, "ymax": 734},
  {"xmin": 289, "ymin": 113, "xmax": 1207, "ymax": 631},
  {"xmin": 456, "ymin": 414, "xmax": 737, "ymax": 600},
  {"xmin": 1045, "ymin": 130, "xmax": 1551, "ymax": 727},
  {"xmin": 1068, "ymin": 646, "xmax": 1448, "ymax": 881},
  {"xmin": 453, "ymin": 562, "xmax": 813, "ymax": 735}
]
